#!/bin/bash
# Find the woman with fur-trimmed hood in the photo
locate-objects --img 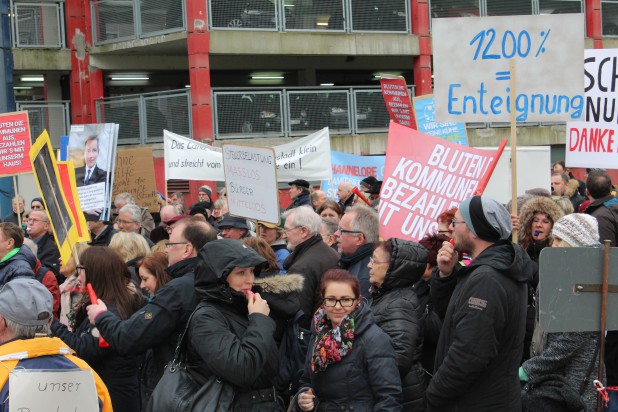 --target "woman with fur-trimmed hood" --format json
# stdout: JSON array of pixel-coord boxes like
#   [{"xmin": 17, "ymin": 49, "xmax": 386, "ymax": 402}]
[{"xmin": 518, "ymin": 196, "xmax": 565, "ymax": 263}]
